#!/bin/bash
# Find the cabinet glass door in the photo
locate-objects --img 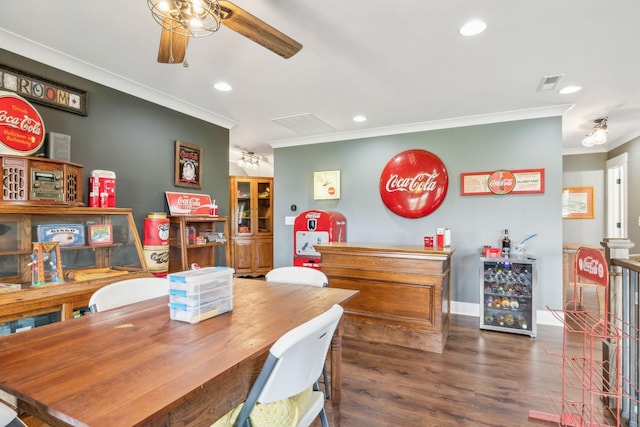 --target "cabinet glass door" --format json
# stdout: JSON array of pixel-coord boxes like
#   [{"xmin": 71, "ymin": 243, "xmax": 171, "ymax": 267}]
[
  {"xmin": 235, "ymin": 181, "xmax": 252, "ymax": 234},
  {"xmin": 257, "ymin": 181, "xmax": 272, "ymax": 235}
]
